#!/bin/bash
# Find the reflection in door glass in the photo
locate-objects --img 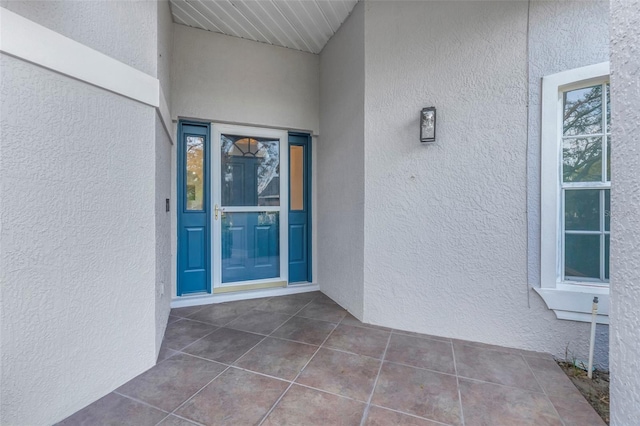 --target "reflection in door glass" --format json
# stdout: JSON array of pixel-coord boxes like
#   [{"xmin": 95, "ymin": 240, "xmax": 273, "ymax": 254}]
[
  {"xmin": 221, "ymin": 135, "xmax": 280, "ymax": 207},
  {"xmin": 290, "ymin": 145, "xmax": 304, "ymax": 210},
  {"xmin": 186, "ymin": 136, "xmax": 204, "ymax": 210},
  {"xmin": 221, "ymin": 212, "xmax": 280, "ymax": 283}
]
